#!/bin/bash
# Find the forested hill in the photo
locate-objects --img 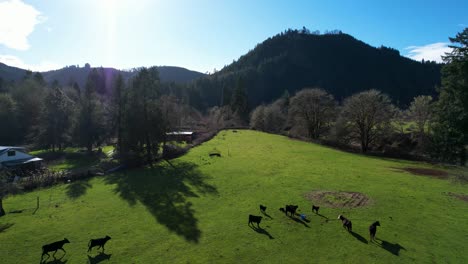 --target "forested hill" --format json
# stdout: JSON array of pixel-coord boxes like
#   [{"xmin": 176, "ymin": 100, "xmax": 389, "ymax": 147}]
[
  {"xmin": 0, "ymin": 63, "xmax": 28, "ymax": 82},
  {"xmin": 41, "ymin": 65, "xmax": 205, "ymax": 88},
  {"xmin": 190, "ymin": 30, "xmax": 442, "ymax": 108},
  {"xmin": 0, "ymin": 63, "xmax": 205, "ymax": 89}
]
